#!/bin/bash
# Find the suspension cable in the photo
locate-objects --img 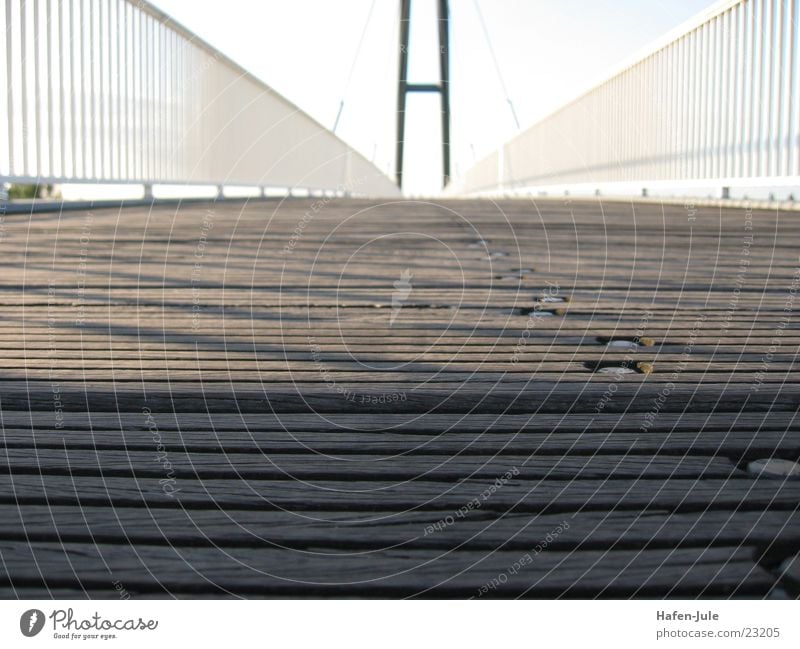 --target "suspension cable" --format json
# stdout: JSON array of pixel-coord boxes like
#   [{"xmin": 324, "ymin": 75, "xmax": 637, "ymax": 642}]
[
  {"xmin": 472, "ymin": 0, "xmax": 520, "ymax": 130},
  {"xmin": 333, "ymin": 0, "xmax": 378, "ymax": 133}
]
